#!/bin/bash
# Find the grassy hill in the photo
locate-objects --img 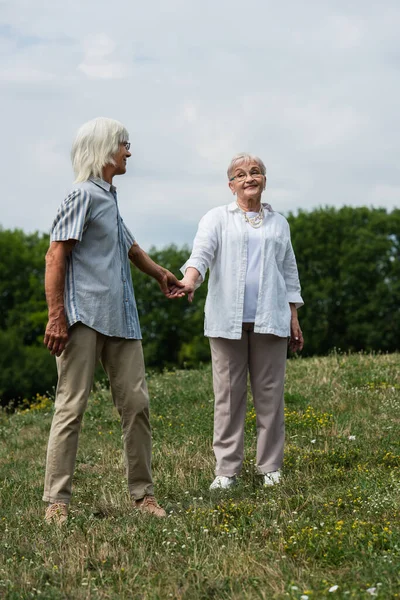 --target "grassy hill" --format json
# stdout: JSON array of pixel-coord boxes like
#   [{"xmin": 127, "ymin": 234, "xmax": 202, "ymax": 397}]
[{"xmin": 1, "ymin": 353, "xmax": 400, "ymax": 599}]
